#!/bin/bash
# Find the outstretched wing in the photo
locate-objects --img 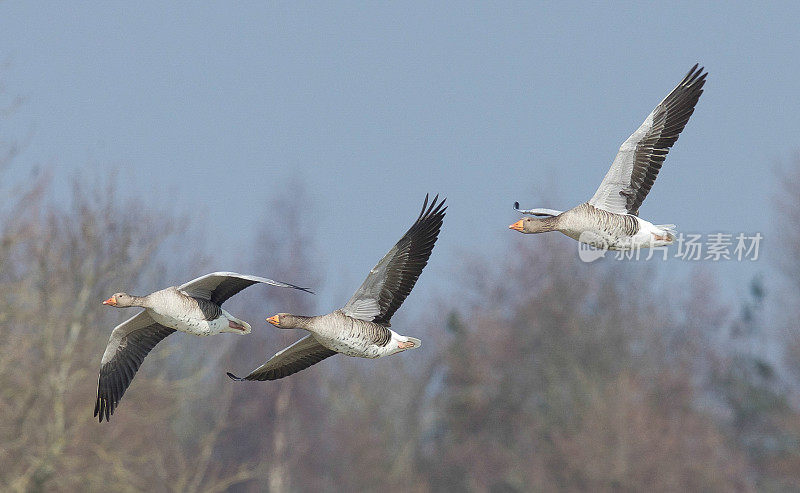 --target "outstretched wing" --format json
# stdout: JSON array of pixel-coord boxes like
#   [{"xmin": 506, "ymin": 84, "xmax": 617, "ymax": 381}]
[
  {"xmin": 341, "ymin": 194, "xmax": 446, "ymax": 326},
  {"xmin": 179, "ymin": 272, "xmax": 313, "ymax": 306},
  {"xmin": 94, "ymin": 311, "xmax": 176, "ymax": 422},
  {"xmin": 589, "ymin": 64, "xmax": 707, "ymax": 215},
  {"xmin": 226, "ymin": 335, "xmax": 337, "ymax": 381}
]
